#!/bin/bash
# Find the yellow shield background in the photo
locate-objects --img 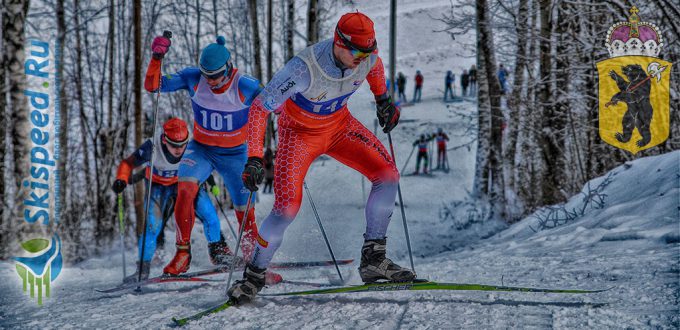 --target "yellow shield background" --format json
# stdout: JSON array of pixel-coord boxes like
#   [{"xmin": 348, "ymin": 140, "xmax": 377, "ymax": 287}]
[{"xmin": 596, "ymin": 56, "xmax": 672, "ymax": 154}]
